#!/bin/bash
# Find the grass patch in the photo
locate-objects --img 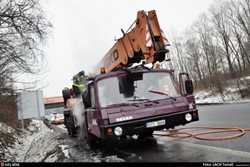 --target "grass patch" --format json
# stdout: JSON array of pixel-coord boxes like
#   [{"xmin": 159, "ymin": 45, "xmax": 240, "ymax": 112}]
[
  {"xmin": 0, "ymin": 131, "xmax": 16, "ymax": 146},
  {"xmin": 42, "ymin": 146, "xmax": 65, "ymax": 162},
  {"xmin": 42, "ymin": 148, "xmax": 57, "ymax": 162},
  {"xmin": 56, "ymin": 149, "xmax": 66, "ymax": 162}
]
